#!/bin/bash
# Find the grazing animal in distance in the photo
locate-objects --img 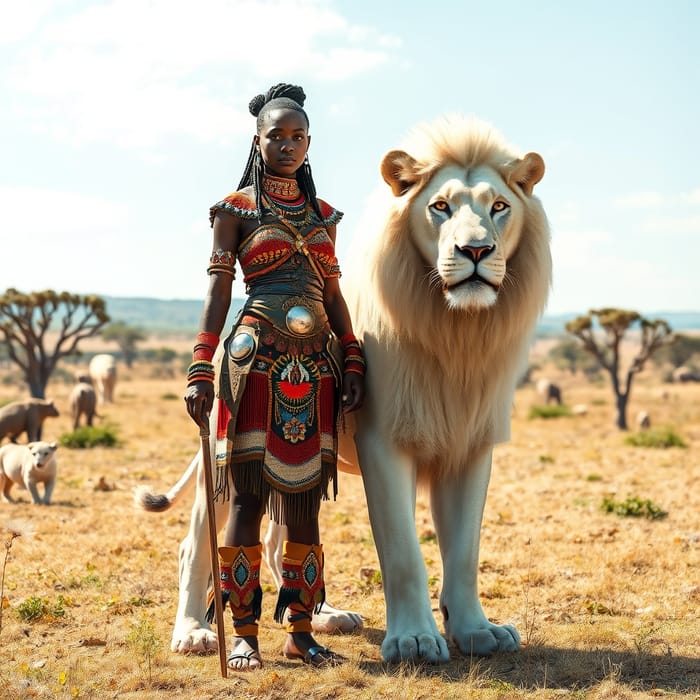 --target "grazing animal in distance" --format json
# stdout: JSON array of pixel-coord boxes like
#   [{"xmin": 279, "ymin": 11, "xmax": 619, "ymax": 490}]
[
  {"xmin": 636, "ymin": 410, "xmax": 651, "ymax": 430},
  {"xmin": 536, "ymin": 378, "xmax": 562, "ymax": 405},
  {"xmin": 0, "ymin": 398, "xmax": 60, "ymax": 443},
  {"xmin": 69, "ymin": 380, "xmax": 99, "ymax": 429},
  {"xmin": 89, "ymin": 354, "xmax": 117, "ymax": 404},
  {"xmin": 0, "ymin": 440, "xmax": 58, "ymax": 504},
  {"xmin": 672, "ymin": 366, "xmax": 700, "ymax": 383}
]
